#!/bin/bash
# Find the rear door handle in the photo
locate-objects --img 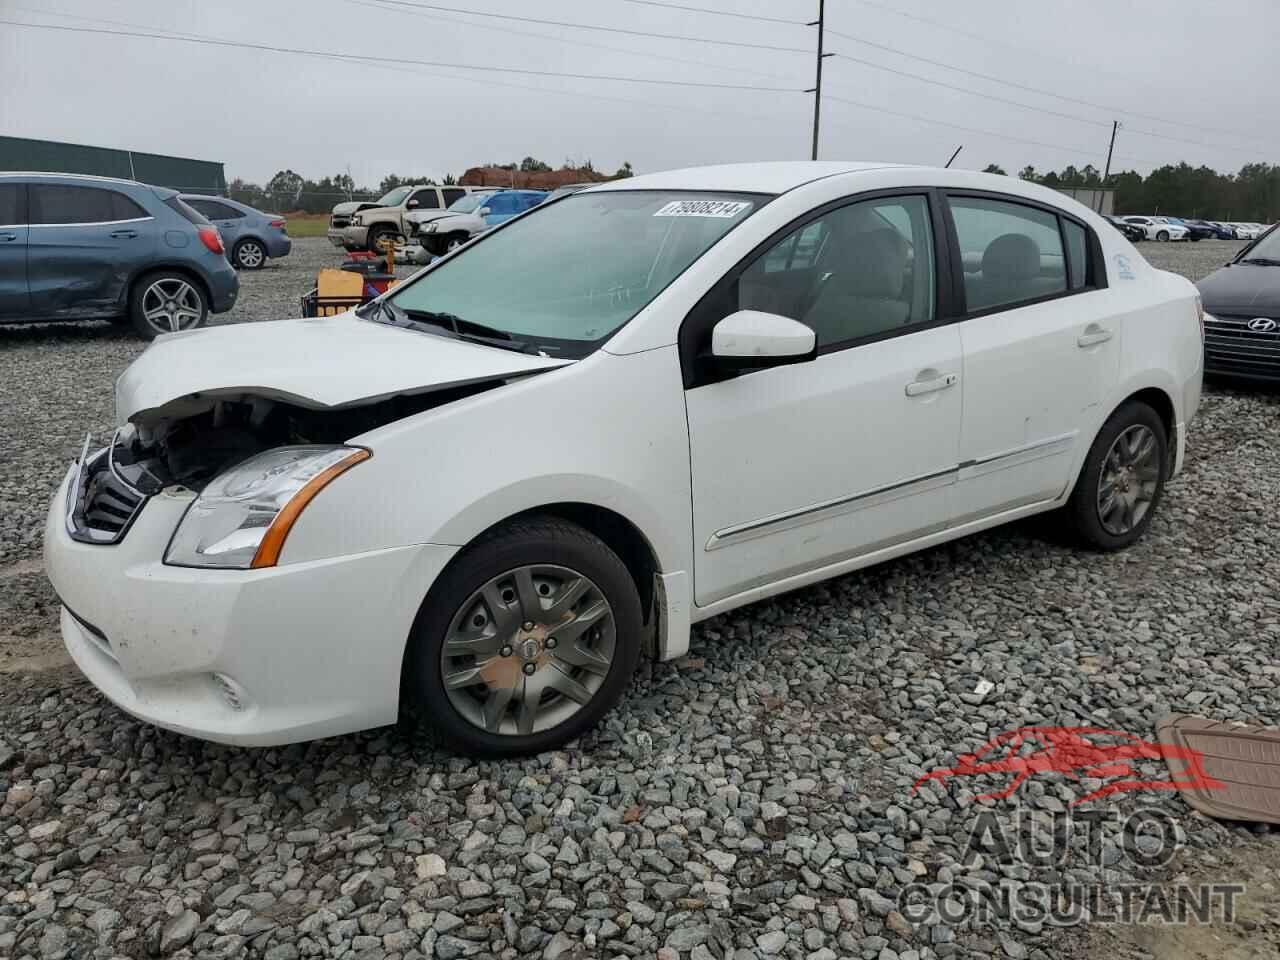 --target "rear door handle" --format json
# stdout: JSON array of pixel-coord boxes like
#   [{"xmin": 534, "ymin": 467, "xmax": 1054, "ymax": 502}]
[
  {"xmin": 110, "ymin": 230, "xmax": 138, "ymax": 239},
  {"xmin": 905, "ymin": 373, "xmax": 959, "ymax": 397},
  {"xmin": 1077, "ymin": 325, "xmax": 1113, "ymax": 347}
]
